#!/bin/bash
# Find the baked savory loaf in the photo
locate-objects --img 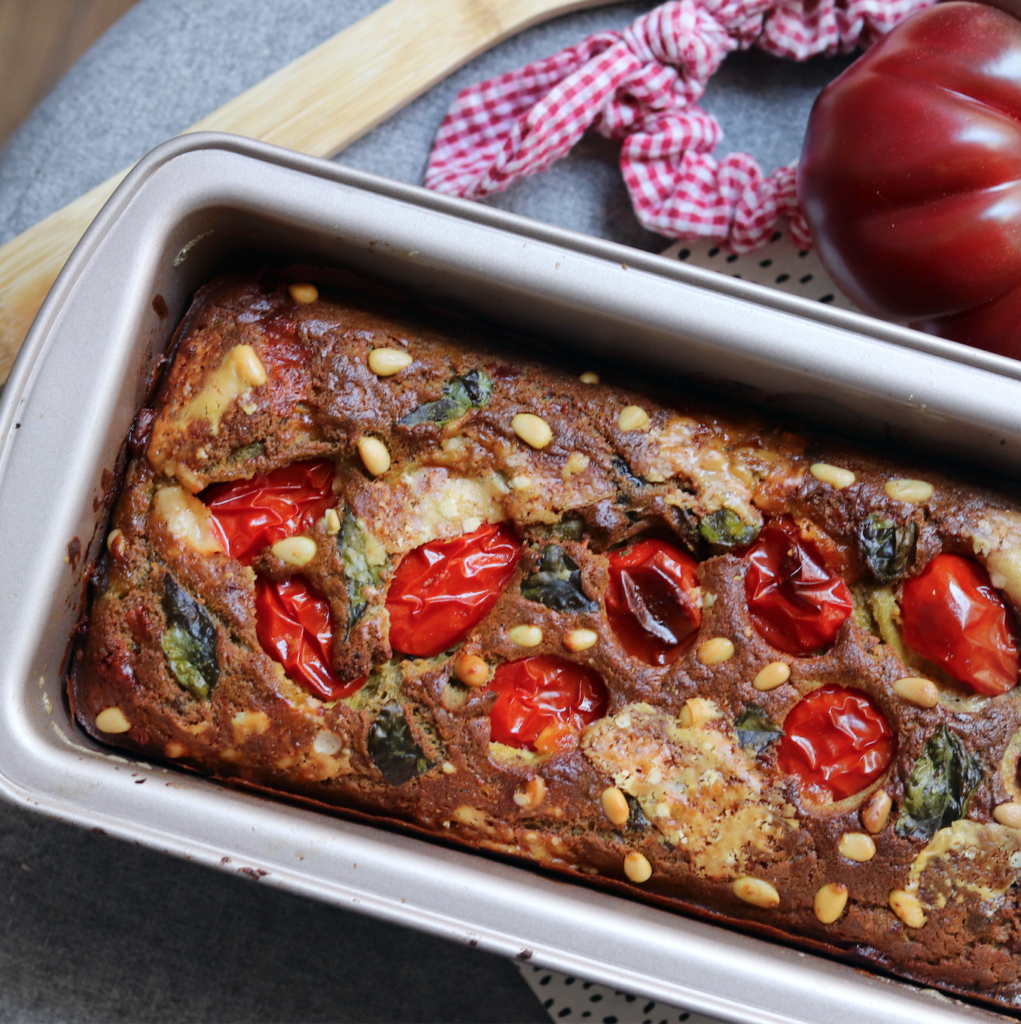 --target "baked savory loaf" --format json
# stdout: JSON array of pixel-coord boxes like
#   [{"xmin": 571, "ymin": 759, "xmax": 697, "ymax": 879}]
[{"xmin": 72, "ymin": 269, "xmax": 1021, "ymax": 1010}]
